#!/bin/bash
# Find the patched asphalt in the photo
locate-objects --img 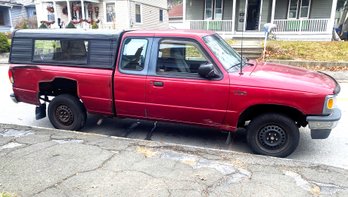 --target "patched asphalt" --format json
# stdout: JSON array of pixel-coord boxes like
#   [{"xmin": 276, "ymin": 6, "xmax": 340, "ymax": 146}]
[{"xmin": 0, "ymin": 123, "xmax": 347, "ymax": 196}]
